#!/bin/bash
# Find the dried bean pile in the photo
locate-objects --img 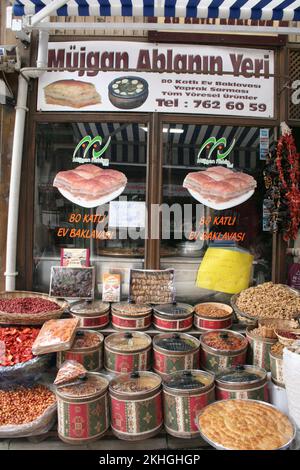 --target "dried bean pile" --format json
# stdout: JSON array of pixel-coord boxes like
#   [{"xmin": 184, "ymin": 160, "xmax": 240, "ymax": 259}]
[
  {"xmin": 0, "ymin": 297, "xmax": 60, "ymax": 314},
  {"xmin": 0, "ymin": 385, "xmax": 56, "ymax": 425},
  {"xmin": 0, "ymin": 327, "xmax": 40, "ymax": 366},
  {"xmin": 236, "ymin": 282, "xmax": 300, "ymax": 319}
]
